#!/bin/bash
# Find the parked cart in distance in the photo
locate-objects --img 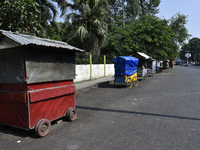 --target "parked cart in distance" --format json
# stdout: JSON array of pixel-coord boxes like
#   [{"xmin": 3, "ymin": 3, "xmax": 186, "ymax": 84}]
[
  {"xmin": 137, "ymin": 67, "xmax": 148, "ymax": 81},
  {"xmin": 112, "ymin": 56, "xmax": 139, "ymax": 88},
  {"xmin": 0, "ymin": 30, "xmax": 84, "ymax": 137},
  {"xmin": 147, "ymin": 59, "xmax": 157, "ymax": 77}
]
